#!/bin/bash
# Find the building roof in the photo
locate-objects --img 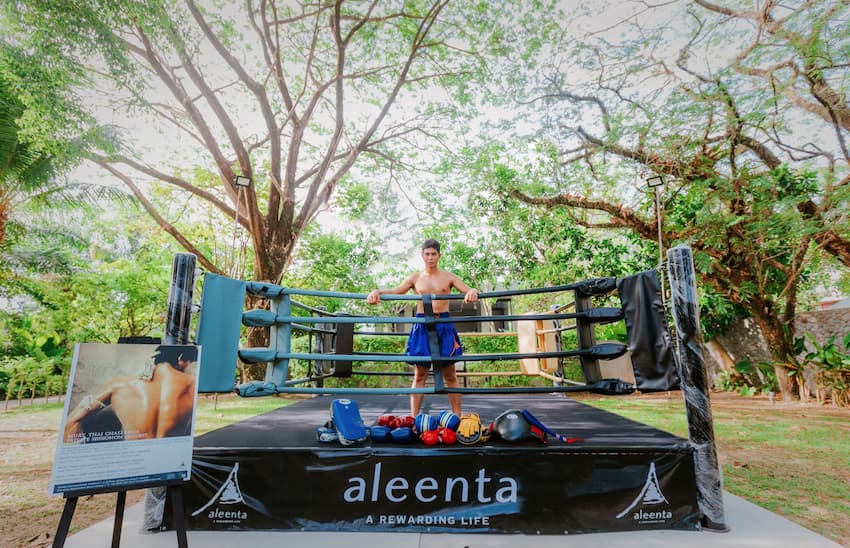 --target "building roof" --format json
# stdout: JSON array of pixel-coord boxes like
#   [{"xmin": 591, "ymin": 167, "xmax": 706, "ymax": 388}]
[{"xmin": 820, "ymin": 297, "xmax": 850, "ymax": 309}]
